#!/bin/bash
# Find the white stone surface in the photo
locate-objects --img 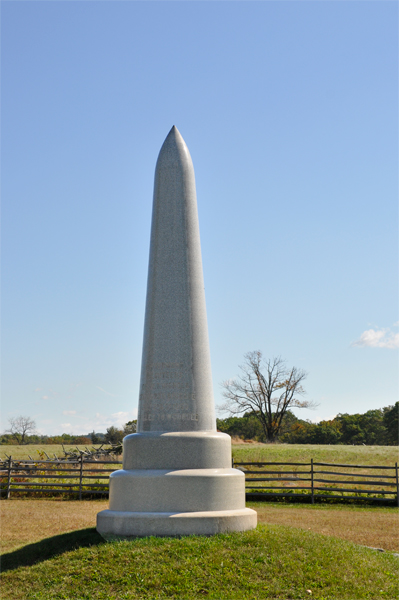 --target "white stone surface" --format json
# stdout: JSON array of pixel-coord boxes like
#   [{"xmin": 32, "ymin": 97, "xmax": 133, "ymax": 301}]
[
  {"xmin": 123, "ymin": 431, "xmax": 232, "ymax": 470},
  {"xmin": 97, "ymin": 127, "xmax": 257, "ymax": 538},
  {"xmin": 97, "ymin": 508, "xmax": 257, "ymax": 539},
  {"xmin": 138, "ymin": 125, "xmax": 214, "ymax": 433},
  {"xmin": 108, "ymin": 468, "xmax": 245, "ymax": 512}
]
